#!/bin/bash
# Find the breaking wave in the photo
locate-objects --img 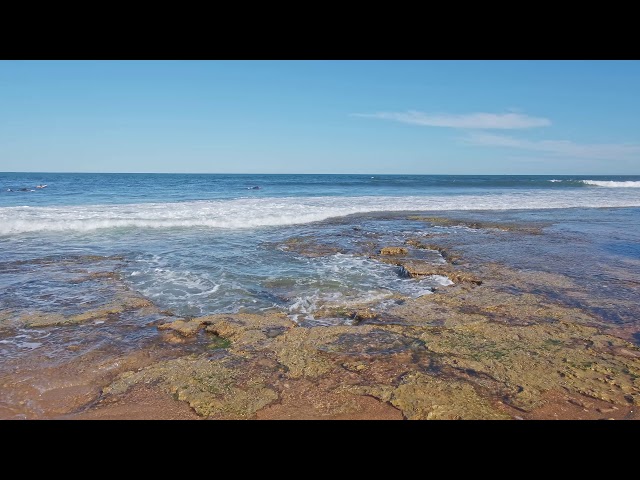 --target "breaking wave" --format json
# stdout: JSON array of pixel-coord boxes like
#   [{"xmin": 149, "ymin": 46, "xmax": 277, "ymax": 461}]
[
  {"xmin": 2, "ymin": 191, "xmax": 640, "ymax": 235},
  {"xmin": 580, "ymin": 180, "xmax": 640, "ymax": 188}
]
